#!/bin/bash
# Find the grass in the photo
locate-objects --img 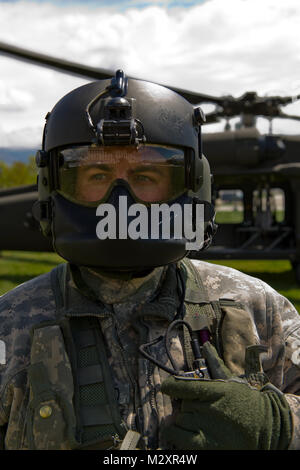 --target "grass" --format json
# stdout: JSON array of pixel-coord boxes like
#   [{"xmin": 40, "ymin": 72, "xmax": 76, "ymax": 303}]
[
  {"xmin": 215, "ymin": 210, "xmax": 285, "ymax": 224},
  {"xmin": 0, "ymin": 250, "xmax": 299, "ymax": 313},
  {"xmin": 215, "ymin": 210, "xmax": 243, "ymax": 224},
  {"xmin": 0, "ymin": 251, "xmax": 64, "ymax": 295}
]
